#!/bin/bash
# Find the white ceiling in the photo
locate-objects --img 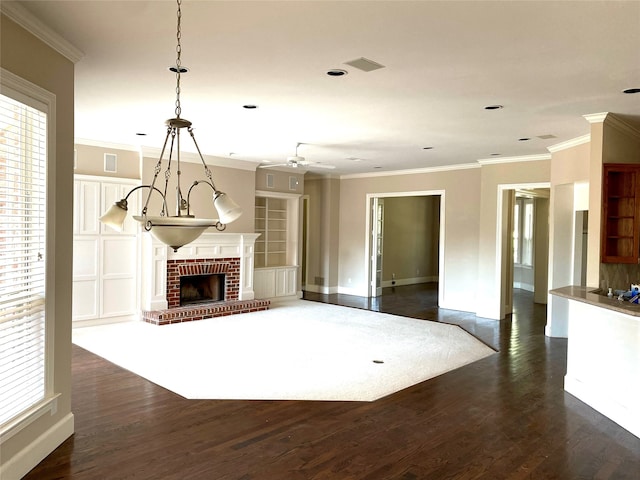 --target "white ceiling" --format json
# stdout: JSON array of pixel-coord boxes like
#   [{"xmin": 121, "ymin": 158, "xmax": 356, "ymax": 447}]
[{"xmin": 12, "ymin": 0, "xmax": 640, "ymax": 175}]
